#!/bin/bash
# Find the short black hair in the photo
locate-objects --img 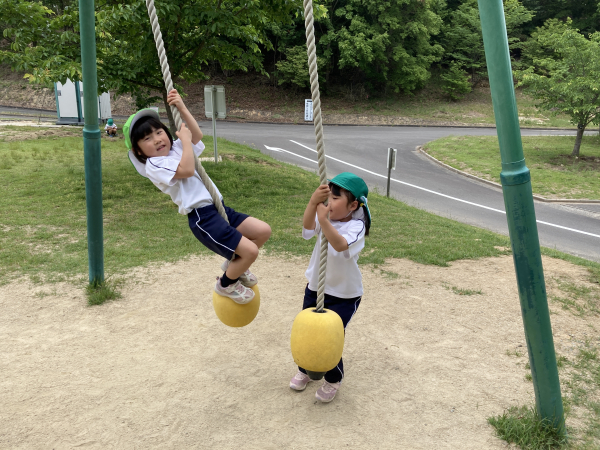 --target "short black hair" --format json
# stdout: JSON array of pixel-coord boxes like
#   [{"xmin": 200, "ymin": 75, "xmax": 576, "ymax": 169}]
[
  {"xmin": 329, "ymin": 182, "xmax": 370, "ymax": 235},
  {"xmin": 131, "ymin": 116, "xmax": 173, "ymax": 163}
]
